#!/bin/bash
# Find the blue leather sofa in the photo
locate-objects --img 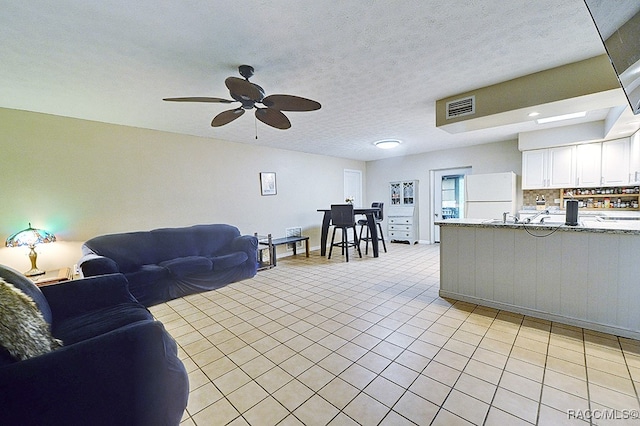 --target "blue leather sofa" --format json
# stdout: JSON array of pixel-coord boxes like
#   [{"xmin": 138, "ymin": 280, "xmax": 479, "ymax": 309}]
[
  {"xmin": 79, "ymin": 224, "xmax": 258, "ymax": 307},
  {"xmin": 0, "ymin": 264, "xmax": 189, "ymax": 426}
]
